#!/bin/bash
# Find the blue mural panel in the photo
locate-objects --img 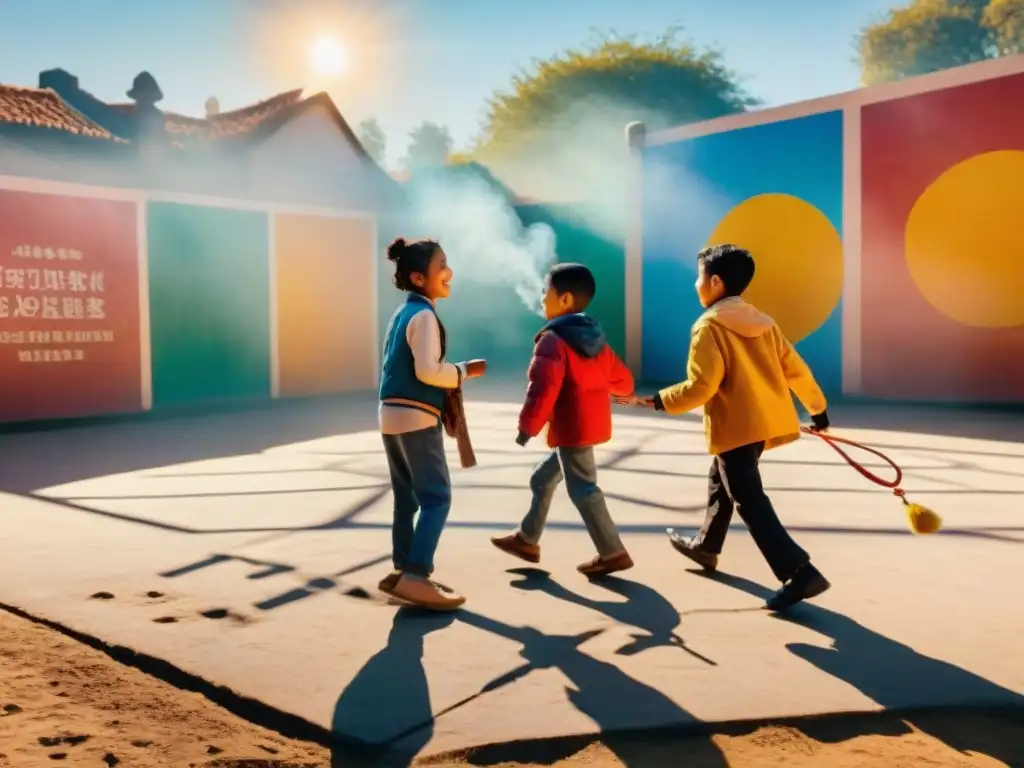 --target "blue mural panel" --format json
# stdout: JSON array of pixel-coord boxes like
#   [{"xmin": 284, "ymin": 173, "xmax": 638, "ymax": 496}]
[{"xmin": 640, "ymin": 110, "xmax": 844, "ymax": 398}]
